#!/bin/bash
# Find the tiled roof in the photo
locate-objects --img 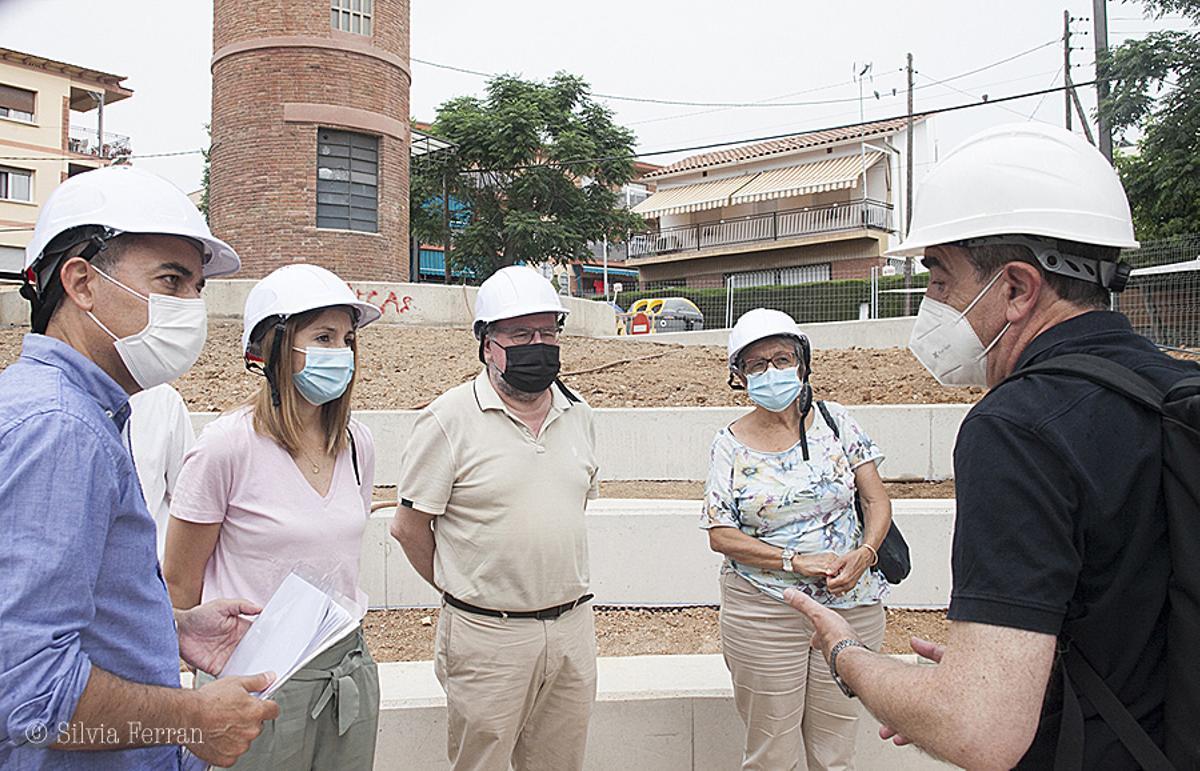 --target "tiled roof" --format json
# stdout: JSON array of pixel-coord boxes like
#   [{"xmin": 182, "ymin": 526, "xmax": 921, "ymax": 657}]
[{"xmin": 644, "ymin": 116, "xmax": 921, "ymax": 179}]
